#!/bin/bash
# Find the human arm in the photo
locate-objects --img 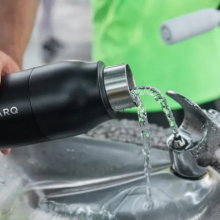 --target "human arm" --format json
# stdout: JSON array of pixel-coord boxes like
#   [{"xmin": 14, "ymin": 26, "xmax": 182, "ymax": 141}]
[
  {"xmin": 0, "ymin": 0, "xmax": 39, "ymax": 154},
  {"xmin": 0, "ymin": 0, "xmax": 39, "ymax": 68}
]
